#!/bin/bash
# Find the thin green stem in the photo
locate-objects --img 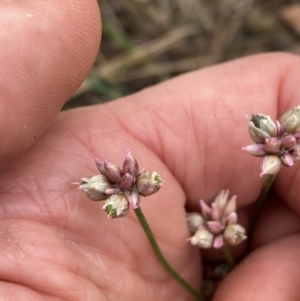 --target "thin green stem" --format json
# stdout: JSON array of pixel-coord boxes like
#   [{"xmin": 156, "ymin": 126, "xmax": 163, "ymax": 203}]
[
  {"xmin": 247, "ymin": 174, "xmax": 277, "ymax": 249},
  {"xmin": 222, "ymin": 244, "xmax": 235, "ymax": 269},
  {"xmin": 134, "ymin": 207, "xmax": 204, "ymax": 301}
]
